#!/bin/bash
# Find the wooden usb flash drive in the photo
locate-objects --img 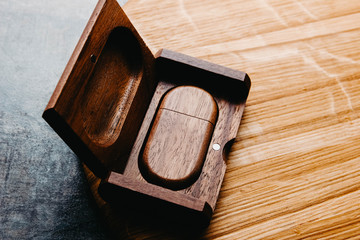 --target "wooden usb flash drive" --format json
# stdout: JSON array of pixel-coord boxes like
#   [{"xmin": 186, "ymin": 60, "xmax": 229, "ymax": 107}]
[
  {"xmin": 43, "ymin": 0, "xmax": 250, "ymax": 227},
  {"xmin": 140, "ymin": 86, "xmax": 218, "ymax": 191}
]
